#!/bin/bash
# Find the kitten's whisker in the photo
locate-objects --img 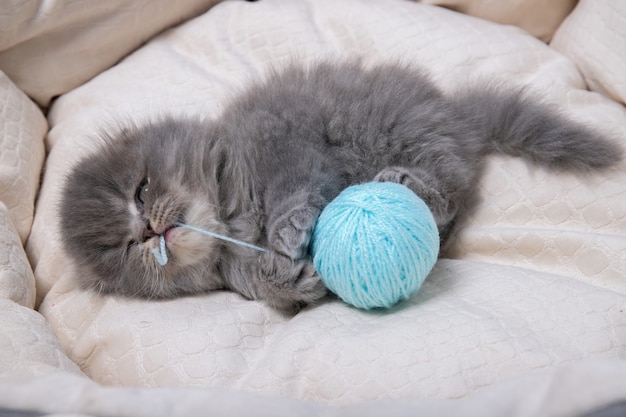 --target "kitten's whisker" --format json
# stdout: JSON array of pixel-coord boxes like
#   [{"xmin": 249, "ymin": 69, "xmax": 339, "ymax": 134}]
[
  {"xmin": 138, "ymin": 263, "xmax": 160, "ymax": 300},
  {"xmin": 200, "ymin": 201, "xmax": 225, "ymax": 211}
]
